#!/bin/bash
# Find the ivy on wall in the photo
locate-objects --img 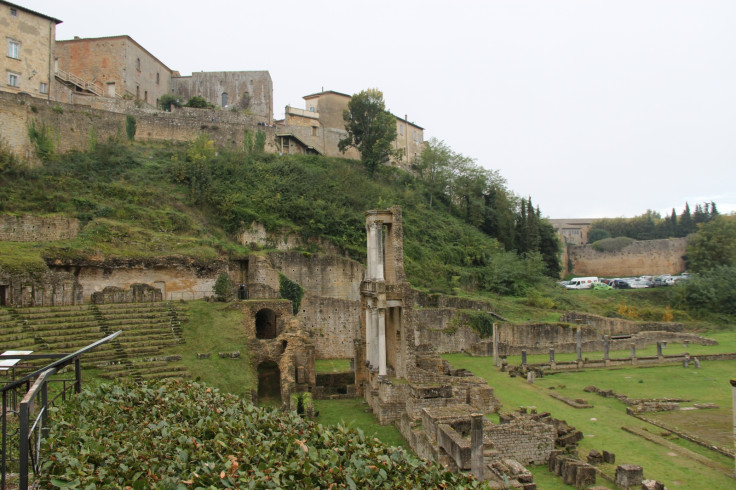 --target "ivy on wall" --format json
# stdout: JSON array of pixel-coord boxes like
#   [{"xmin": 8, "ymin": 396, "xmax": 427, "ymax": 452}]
[{"xmin": 279, "ymin": 273, "xmax": 304, "ymax": 315}]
